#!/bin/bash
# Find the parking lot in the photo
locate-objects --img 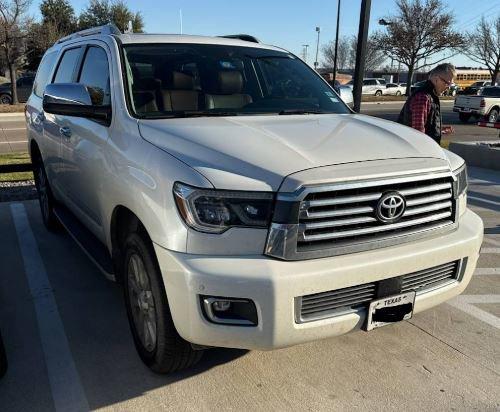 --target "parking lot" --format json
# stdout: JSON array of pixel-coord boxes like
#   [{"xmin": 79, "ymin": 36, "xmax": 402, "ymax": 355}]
[{"xmin": 0, "ymin": 166, "xmax": 499, "ymax": 411}]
